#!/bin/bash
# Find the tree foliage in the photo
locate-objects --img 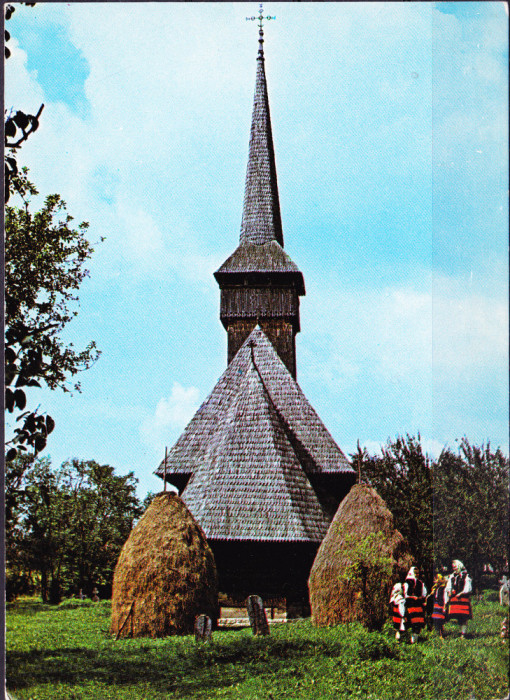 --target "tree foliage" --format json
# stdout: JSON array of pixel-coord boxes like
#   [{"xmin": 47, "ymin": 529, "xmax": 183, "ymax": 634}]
[
  {"xmin": 5, "ymin": 456, "xmax": 144, "ymax": 603},
  {"xmin": 433, "ymin": 438, "xmax": 509, "ymax": 585},
  {"xmin": 5, "ymin": 174, "xmax": 102, "ymax": 460},
  {"xmin": 354, "ymin": 435, "xmax": 509, "ymax": 589},
  {"xmin": 4, "ymin": 3, "xmax": 42, "ymax": 202},
  {"xmin": 353, "ymin": 434, "xmax": 434, "ymax": 583},
  {"xmin": 339, "ymin": 531, "xmax": 394, "ymax": 630}
]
